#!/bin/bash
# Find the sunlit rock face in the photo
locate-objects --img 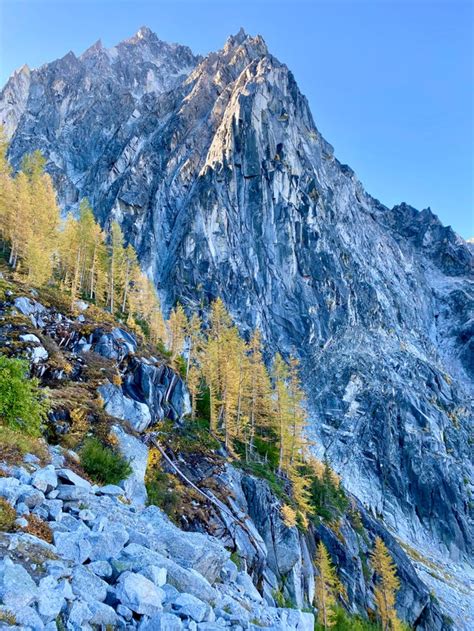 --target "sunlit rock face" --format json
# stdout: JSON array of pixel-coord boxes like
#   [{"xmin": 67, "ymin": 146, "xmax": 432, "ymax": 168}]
[{"xmin": 1, "ymin": 26, "xmax": 473, "ymax": 618}]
